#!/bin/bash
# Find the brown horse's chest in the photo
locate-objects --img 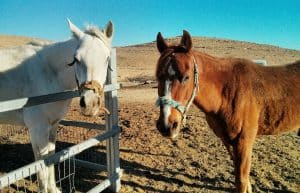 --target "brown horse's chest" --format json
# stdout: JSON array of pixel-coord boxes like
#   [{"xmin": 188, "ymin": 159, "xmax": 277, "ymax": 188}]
[{"xmin": 205, "ymin": 112, "xmax": 243, "ymax": 142}]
